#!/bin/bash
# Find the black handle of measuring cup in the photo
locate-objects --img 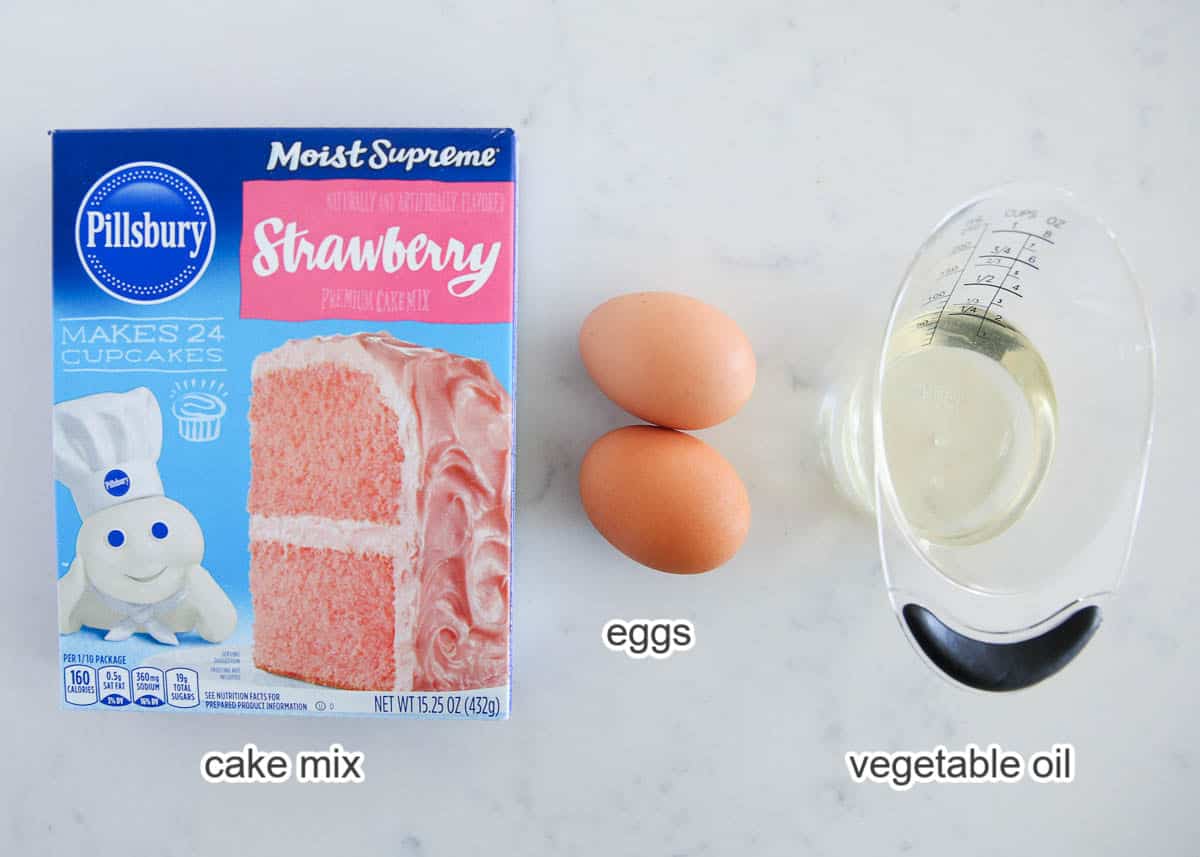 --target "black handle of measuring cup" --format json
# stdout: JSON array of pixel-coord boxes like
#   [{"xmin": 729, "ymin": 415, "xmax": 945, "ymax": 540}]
[{"xmin": 901, "ymin": 604, "xmax": 1102, "ymax": 692}]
